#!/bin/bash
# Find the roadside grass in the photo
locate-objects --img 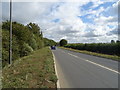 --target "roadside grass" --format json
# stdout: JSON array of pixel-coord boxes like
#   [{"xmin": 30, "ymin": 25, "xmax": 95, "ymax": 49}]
[
  {"xmin": 2, "ymin": 47, "xmax": 57, "ymax": 88},
  {"xmin": 60, "ymin": 47, "xmax": 120, "ymax": 61}
]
